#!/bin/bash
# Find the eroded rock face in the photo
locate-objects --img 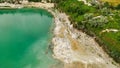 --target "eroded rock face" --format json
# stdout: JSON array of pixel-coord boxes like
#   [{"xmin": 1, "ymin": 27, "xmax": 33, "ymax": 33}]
[{"xmin": 52, "ymin": 11, "xmax": 120, "ymax": 68}]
